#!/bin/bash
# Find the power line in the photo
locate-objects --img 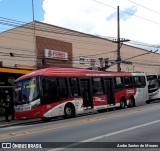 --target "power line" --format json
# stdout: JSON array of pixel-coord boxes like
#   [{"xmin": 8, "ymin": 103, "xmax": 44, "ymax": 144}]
[
  {"xmin": 107, "ymin": 50, "xmax": 158, "ymax": 69},
  {"xmin": 128, "ymin": 41, "xmax": 160, "ymax": 49},
  {"xmin": 92, "ymin": 0, "xmax": 160, "ymax": 26},
  {"xmin": 128, "ymin": 0, "xmax": 160, "ymax": 16}
]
